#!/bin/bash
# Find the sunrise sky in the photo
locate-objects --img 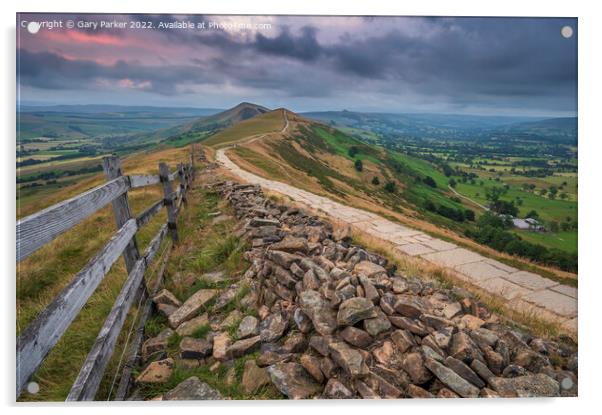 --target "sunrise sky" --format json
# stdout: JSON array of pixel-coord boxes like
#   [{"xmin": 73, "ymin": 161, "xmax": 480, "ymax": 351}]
[{"xmin": 17, "ymin": 13, "xmax": 577, "ymax": 116}]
